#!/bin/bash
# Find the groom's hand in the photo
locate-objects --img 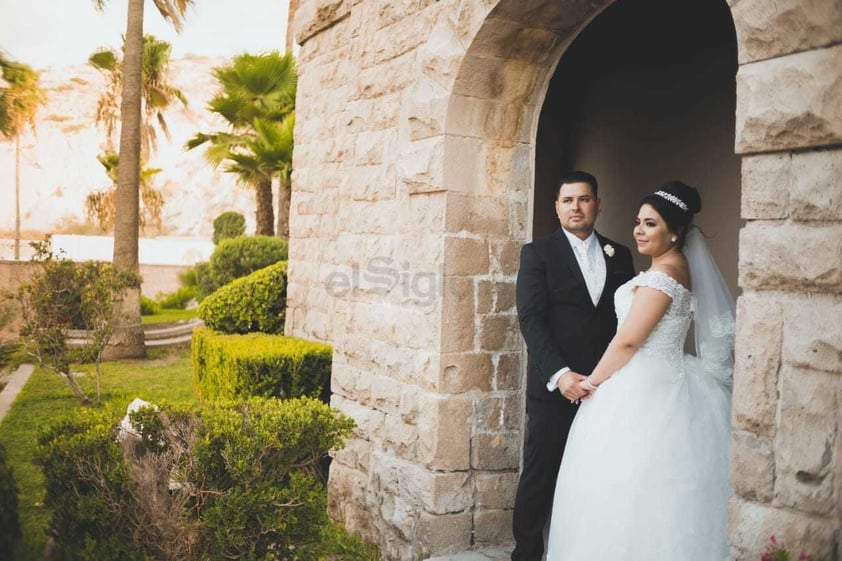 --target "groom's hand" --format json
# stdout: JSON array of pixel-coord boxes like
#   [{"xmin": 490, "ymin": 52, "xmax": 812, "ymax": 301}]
[{"xmin": 558, "ymin": 371, "xmax": 589, "ymax": 402}]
